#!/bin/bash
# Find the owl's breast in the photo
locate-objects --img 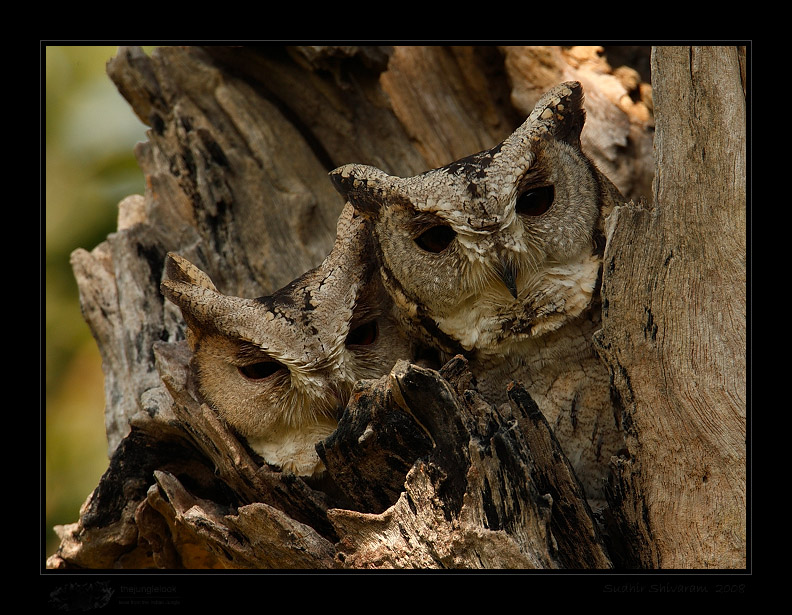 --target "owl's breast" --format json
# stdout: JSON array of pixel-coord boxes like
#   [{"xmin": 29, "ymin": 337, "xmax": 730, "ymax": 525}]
[
  {"xmin": 436, "ymin": 297, "xmax": 538, "ymax": 354},
  {"xmin": 435, "ymin": 297, "xmax": 504, "ymax": 351}
]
